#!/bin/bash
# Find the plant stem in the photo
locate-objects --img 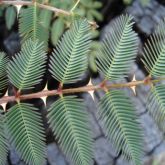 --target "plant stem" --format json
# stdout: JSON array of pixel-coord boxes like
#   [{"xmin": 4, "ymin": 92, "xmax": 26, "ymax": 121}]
[
  {"xmin": 0, "ymin": 0, "xmax": 71, "ymax": 15},
  {"xmin": 70, "ymin": 0, "xmax": 80, "ymax": 12},
  {"xmin": 0, "ymin": 77, "xmax": 163, "ymax": 105},
  {"xmin": 0, "ymin": 0, "xmax": 98, "ymax": 28}
]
